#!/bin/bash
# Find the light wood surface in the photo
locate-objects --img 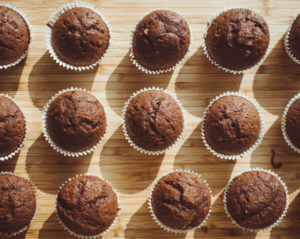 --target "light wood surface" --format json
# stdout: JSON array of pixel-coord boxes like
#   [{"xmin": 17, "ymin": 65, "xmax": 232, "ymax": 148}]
[{"xmin": 0, "ymin": 0, "xmax": 300, "ymax": 238}]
